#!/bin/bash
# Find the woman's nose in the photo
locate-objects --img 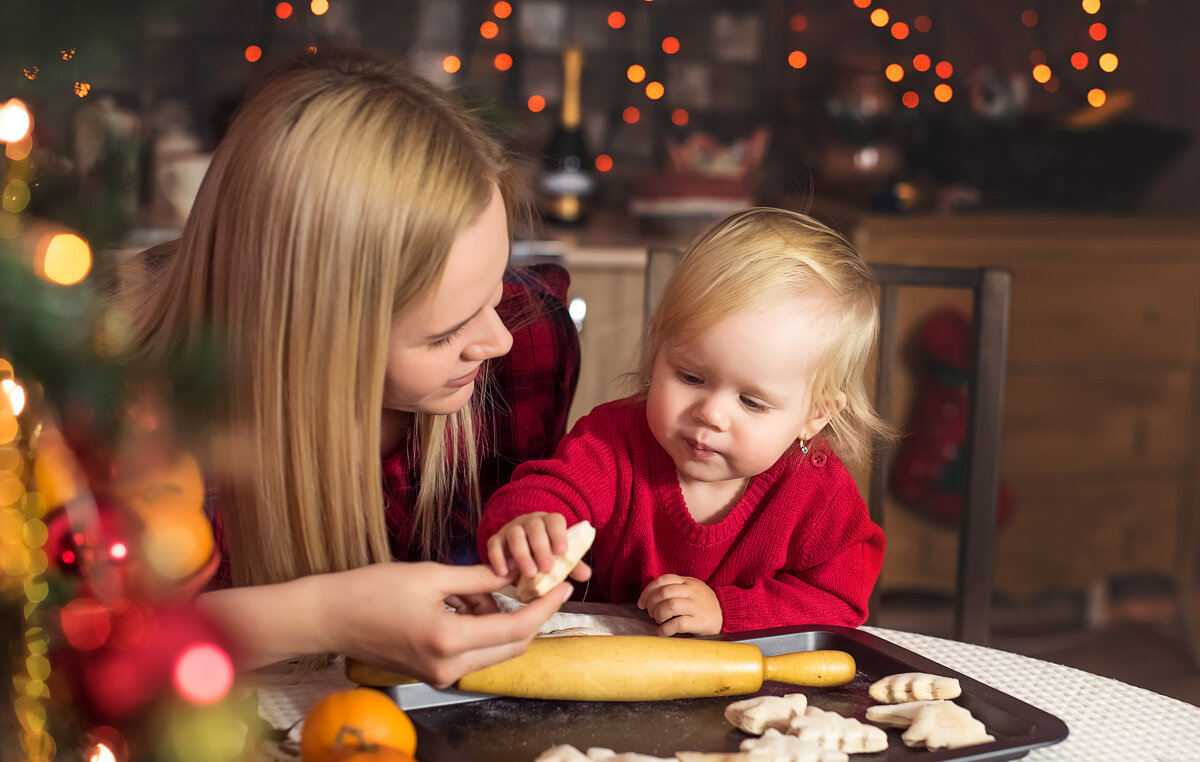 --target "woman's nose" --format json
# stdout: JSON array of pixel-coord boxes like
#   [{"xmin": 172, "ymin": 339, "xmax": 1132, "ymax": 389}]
[{"xmin": 463, "ymin": 307, "xmax": 513, "ymax": 361}]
